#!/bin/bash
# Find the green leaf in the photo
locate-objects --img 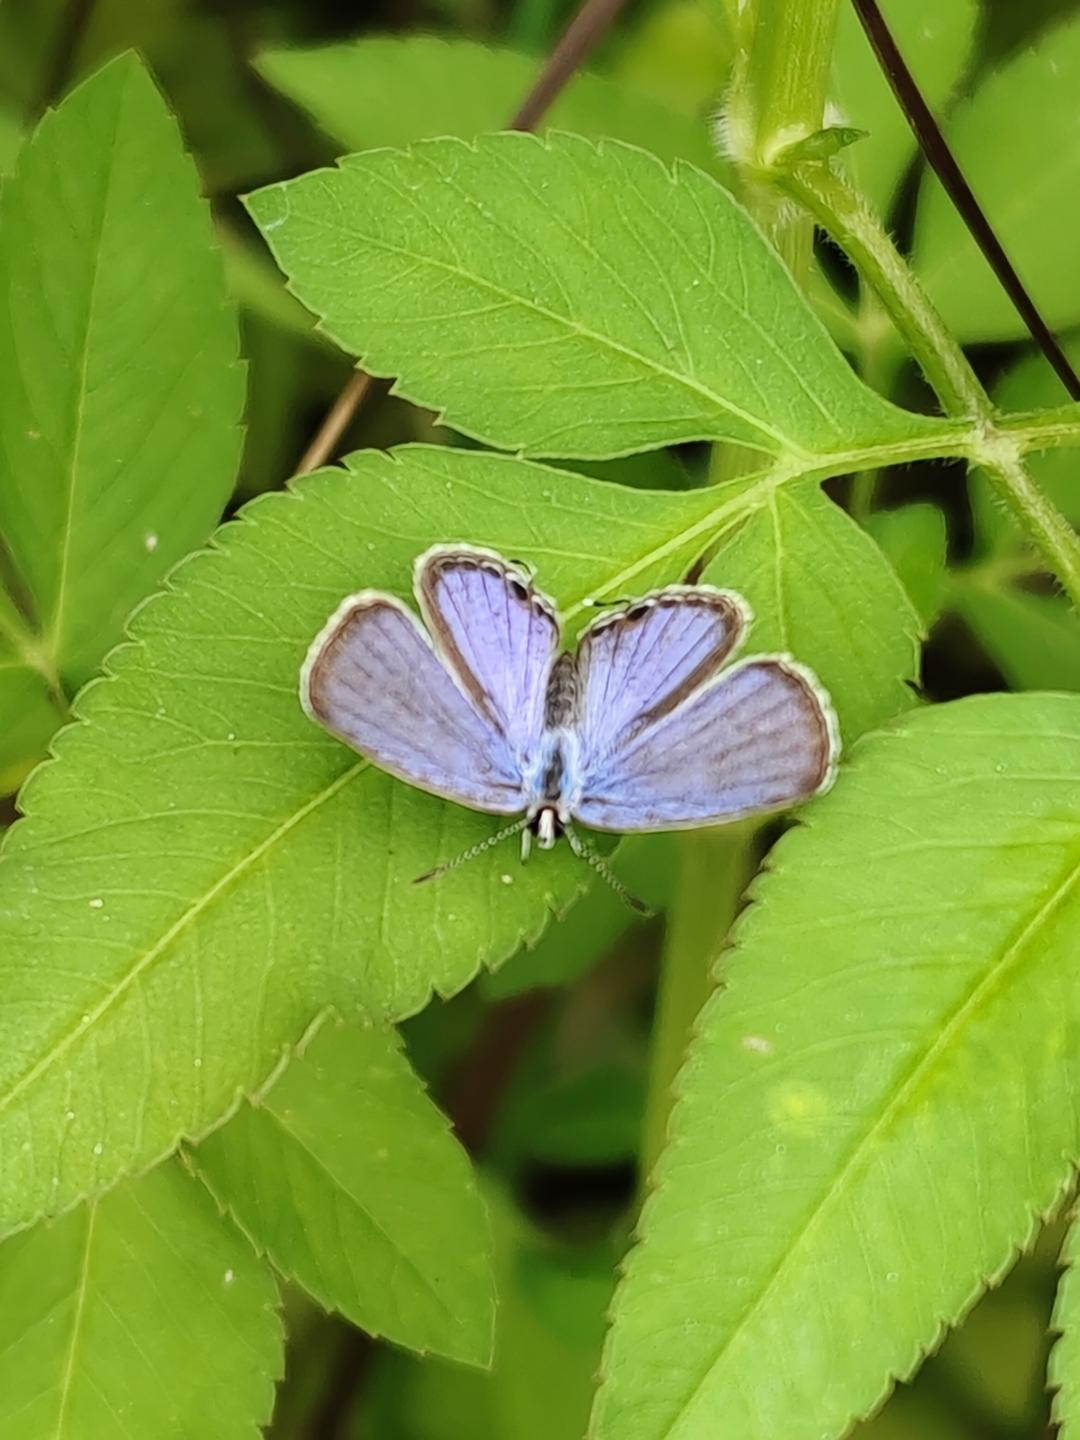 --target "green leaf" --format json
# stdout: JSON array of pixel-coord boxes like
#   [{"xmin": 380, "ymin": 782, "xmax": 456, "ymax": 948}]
[
  {"xmin": 482, "ymin": 834, "xmax": 677, "ymax": 999},
  {"xmin": 245, "ymin": 134, "xmax": 946, "ymax": 461},
  {"xmin": 0, "ymin": 53, "xmax": 243, "ymax": 690},
  {"xmin": 0, "ymin": 106, "xmax": 20, "ymax": 174},
  {"xmin": 865, "ymin": 502, "xmax": 948, "ymax": 629},
  {"xmin": 0, "ymin": 1161, "xmax": 280, "ymax": 1437},
  {"xmin": 256, "ymin": 35, "xmax": 729, "ymax": 181},
  {"xmin": 0, "ymin": 659, "xmax": 61, "ymax": 794},
  {"xmin": 1050, "ymin": 1216, "xmax": 1080, "ymax": 1433},
  {"xmin": 952, "ymin": 583, "xmax": 1080, "ymax": 692},
  {"xmin": 0, "ymin": 446, "xmax": 916, "ymax": 1234},
  {"xmin": 593, "ymin": 692, "xmax": 1080, "ymax": 1440},
  {"xmin": 913, "ymin": 13, "xmax": 1080, "ymax": 342},
  {"xmin": 703, "ymin": 481, "xmax": 921, "ymax": 741},
  {"xmin": 830, "ymin": 0, "xmax": 977, "ymax": 217},
  {"xmin": 191, "ymin": 1019, "xmax": 495, "ymax": 1365}
]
